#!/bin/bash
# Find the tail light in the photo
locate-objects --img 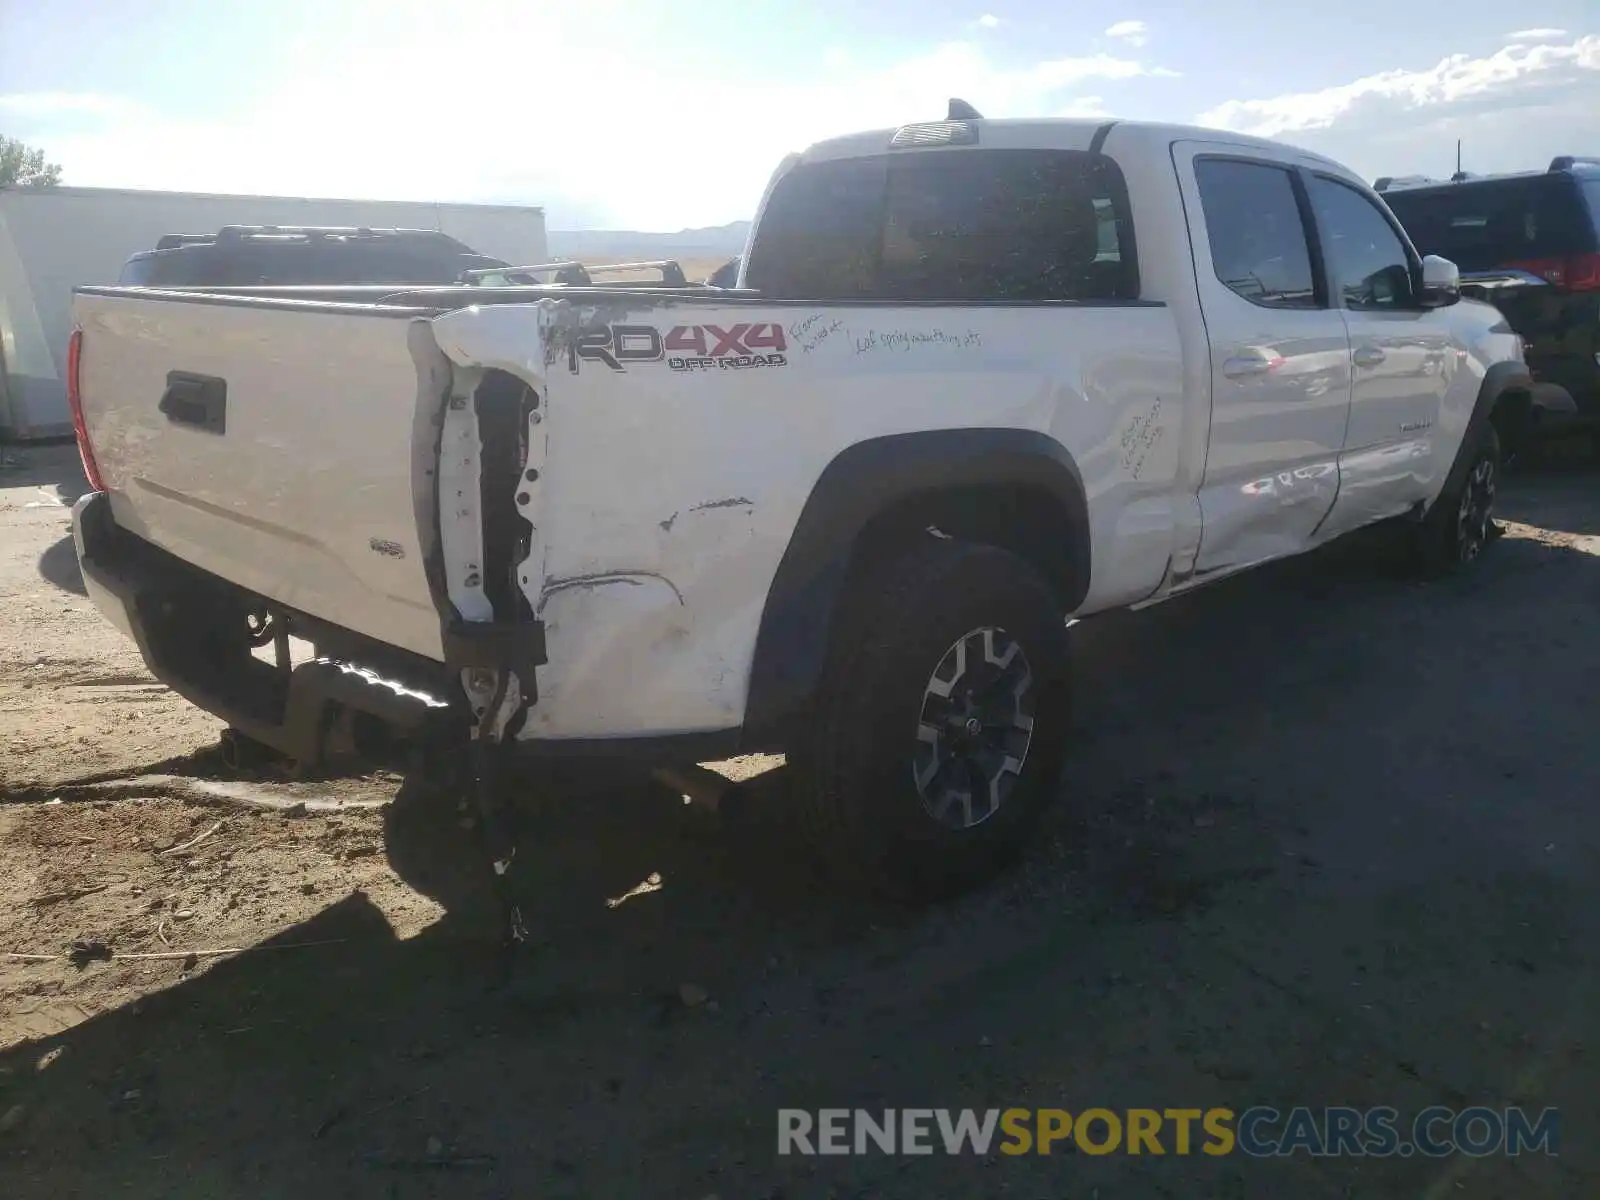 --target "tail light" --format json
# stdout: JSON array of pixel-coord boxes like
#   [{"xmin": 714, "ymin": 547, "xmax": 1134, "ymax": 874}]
[
  {"xmin": 1505, "ymin": 252, "xmax": 1600, "ymax": 292},
  {"xmin": 66, "ymin": 328, "xmax": 107, "ymax": 492}
]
